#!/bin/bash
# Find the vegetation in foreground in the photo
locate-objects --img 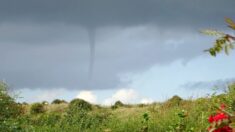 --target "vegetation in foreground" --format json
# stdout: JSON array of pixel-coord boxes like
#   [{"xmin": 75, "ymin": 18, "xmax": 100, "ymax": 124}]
[{"xmin": 1, "ymin": 81, "xmax": 235, "ymax": 132}]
